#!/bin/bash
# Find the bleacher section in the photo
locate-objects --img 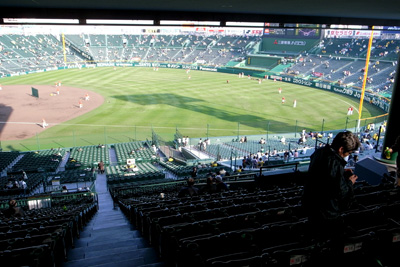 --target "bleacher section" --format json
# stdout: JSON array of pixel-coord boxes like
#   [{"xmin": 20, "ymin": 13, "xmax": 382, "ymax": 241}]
[
  {"xmin": 0, "ymin": 130, "xmax": 399, "ymax": 267},
  {"xmin": 204, "ymin": 137, "xmax": 322, "ymax": 162},
  {"xmin": 10, "ymin": 149, "xmax": 65, "ymax": 173},
  {"xmin": 0, "ymin": 152, "xmax": 20, "ymax": 173},
  {"xmin": 113, "ymin": 141, "xmax": 155, "ymax": 165},
  {"xmin": 114, "ymin": 171, "xmax": 400, "ymax": 267},
  {"xmin": 0, "ymin": 173, "xmax": 45, "ymax": 197},
  {"xmin": 0, "ymin": 34, "xmax": 84, "ymax": 76},
  {"xmin": 0, "ymin": 33, "xmax": 261, "ymax": 76},
  {"xmin": 106, "ymin": 162, "xmax": 165, "ymax": 184},
  {"xmin": 286, "ymin": 53, "xmax": 396, "ymax": 93},
  {"xmin": 159, "ymin": 160, "xmax": 229, "ymax": 178},
  {"xmin": 53, "ymin": 169, "xmax": 96, "ymax": 184},
  {"xmin": 371, "ymin": 39, "xmax": 400, "ymax": 60},
  {"xmin": 66, "ymin": 145, "xmax": 109, "ymax": 169},
  {"xmin": 0, "ymin": 192, "xmax": 98, "ymax": 267},
  {"xmin": 317, "ymin": 38, "xmax": 400, "ymax": 62}
]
